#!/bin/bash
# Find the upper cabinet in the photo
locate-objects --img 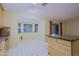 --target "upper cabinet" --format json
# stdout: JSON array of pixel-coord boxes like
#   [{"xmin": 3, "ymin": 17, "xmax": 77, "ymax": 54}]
[{"xmin": 0, "ymin": 4, "xmax": 3, "ymax": 27}]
